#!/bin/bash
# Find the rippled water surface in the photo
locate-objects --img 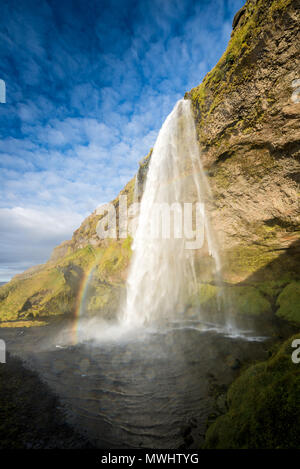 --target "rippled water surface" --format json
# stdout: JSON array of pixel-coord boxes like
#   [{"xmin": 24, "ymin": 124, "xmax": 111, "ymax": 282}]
[{"xmin": 3, "ymin": 320, "xmax": 268, "ymax": 449}]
